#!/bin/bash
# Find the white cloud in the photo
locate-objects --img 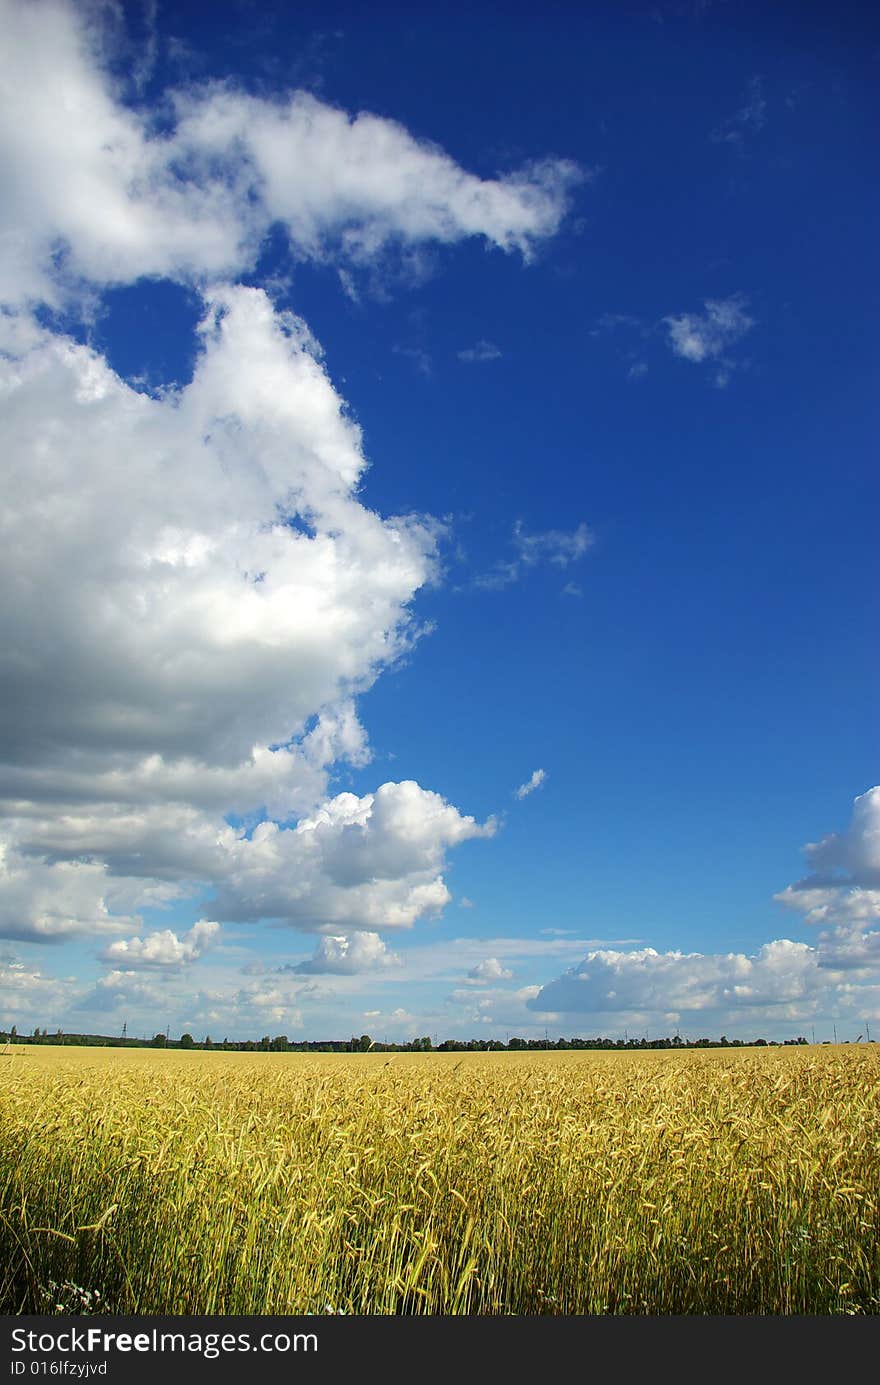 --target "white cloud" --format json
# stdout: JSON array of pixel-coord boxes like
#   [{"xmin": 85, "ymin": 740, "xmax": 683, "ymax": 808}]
[
  {"xmin": 664, "ymin": 294, "xmax": 754, "ymax": 385},
  {"xmin": 529, "ymin": 940, "xmax": 821, "ymax": 1019},
  {"xmin": 530, "ymin": 789, "xmax": 880, "ymax": 1033},
  {"xmin": 389, "ymin": 1007, "xmax": 415, "ymax": 1025},
  {"xmin": 515, "ymin": 769, "xmax": 547, "ymax": 800},
  {"xmin": 212, "ymin": 782, "xmax": 495, "ymax": 929},
  {"xmin": 100, "ymin": 920, "xmax": 220, "ymax": 969},
  {"xmin": 287, "ymin": 930, "xmax": 401, "ymax": 975},
  {"xmin": 798, "ymin": 786, "xmax": 880, "ymax": 888},
  {"xmin": 0, "ymin": 0, "xmax": 581, "ymax": 309},
  {"xmin": 457, "ymin": 340, "xmax": 502, "ymax": 362},
  {"xmin": 1, "ymin": 288, "xmax": 433, "ymax": 788},
  {"xmin": 0, "ymin": 0, "xmax": 577, "ymax": 954},
  {"xmin": 80, "ymin": 969, "xmax": 166, "ymax": 1016},
  {"xmin": 0, "ymin": 845, "xmax": 140, "ymax": 943},
  {"xmin": 774, "ymin": 788, "xmax": 880, "ymax": 974},
  {"xmin": 466, "ymin": 957, "xmax": 514, "ymax": 984},
  {"xmin": 0, "ymin": 285, "xmax": 496, "ymax": 942},
  {"xmin": 0, "ymin": 957, "xmax": 75, "ymax": 1026}
]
